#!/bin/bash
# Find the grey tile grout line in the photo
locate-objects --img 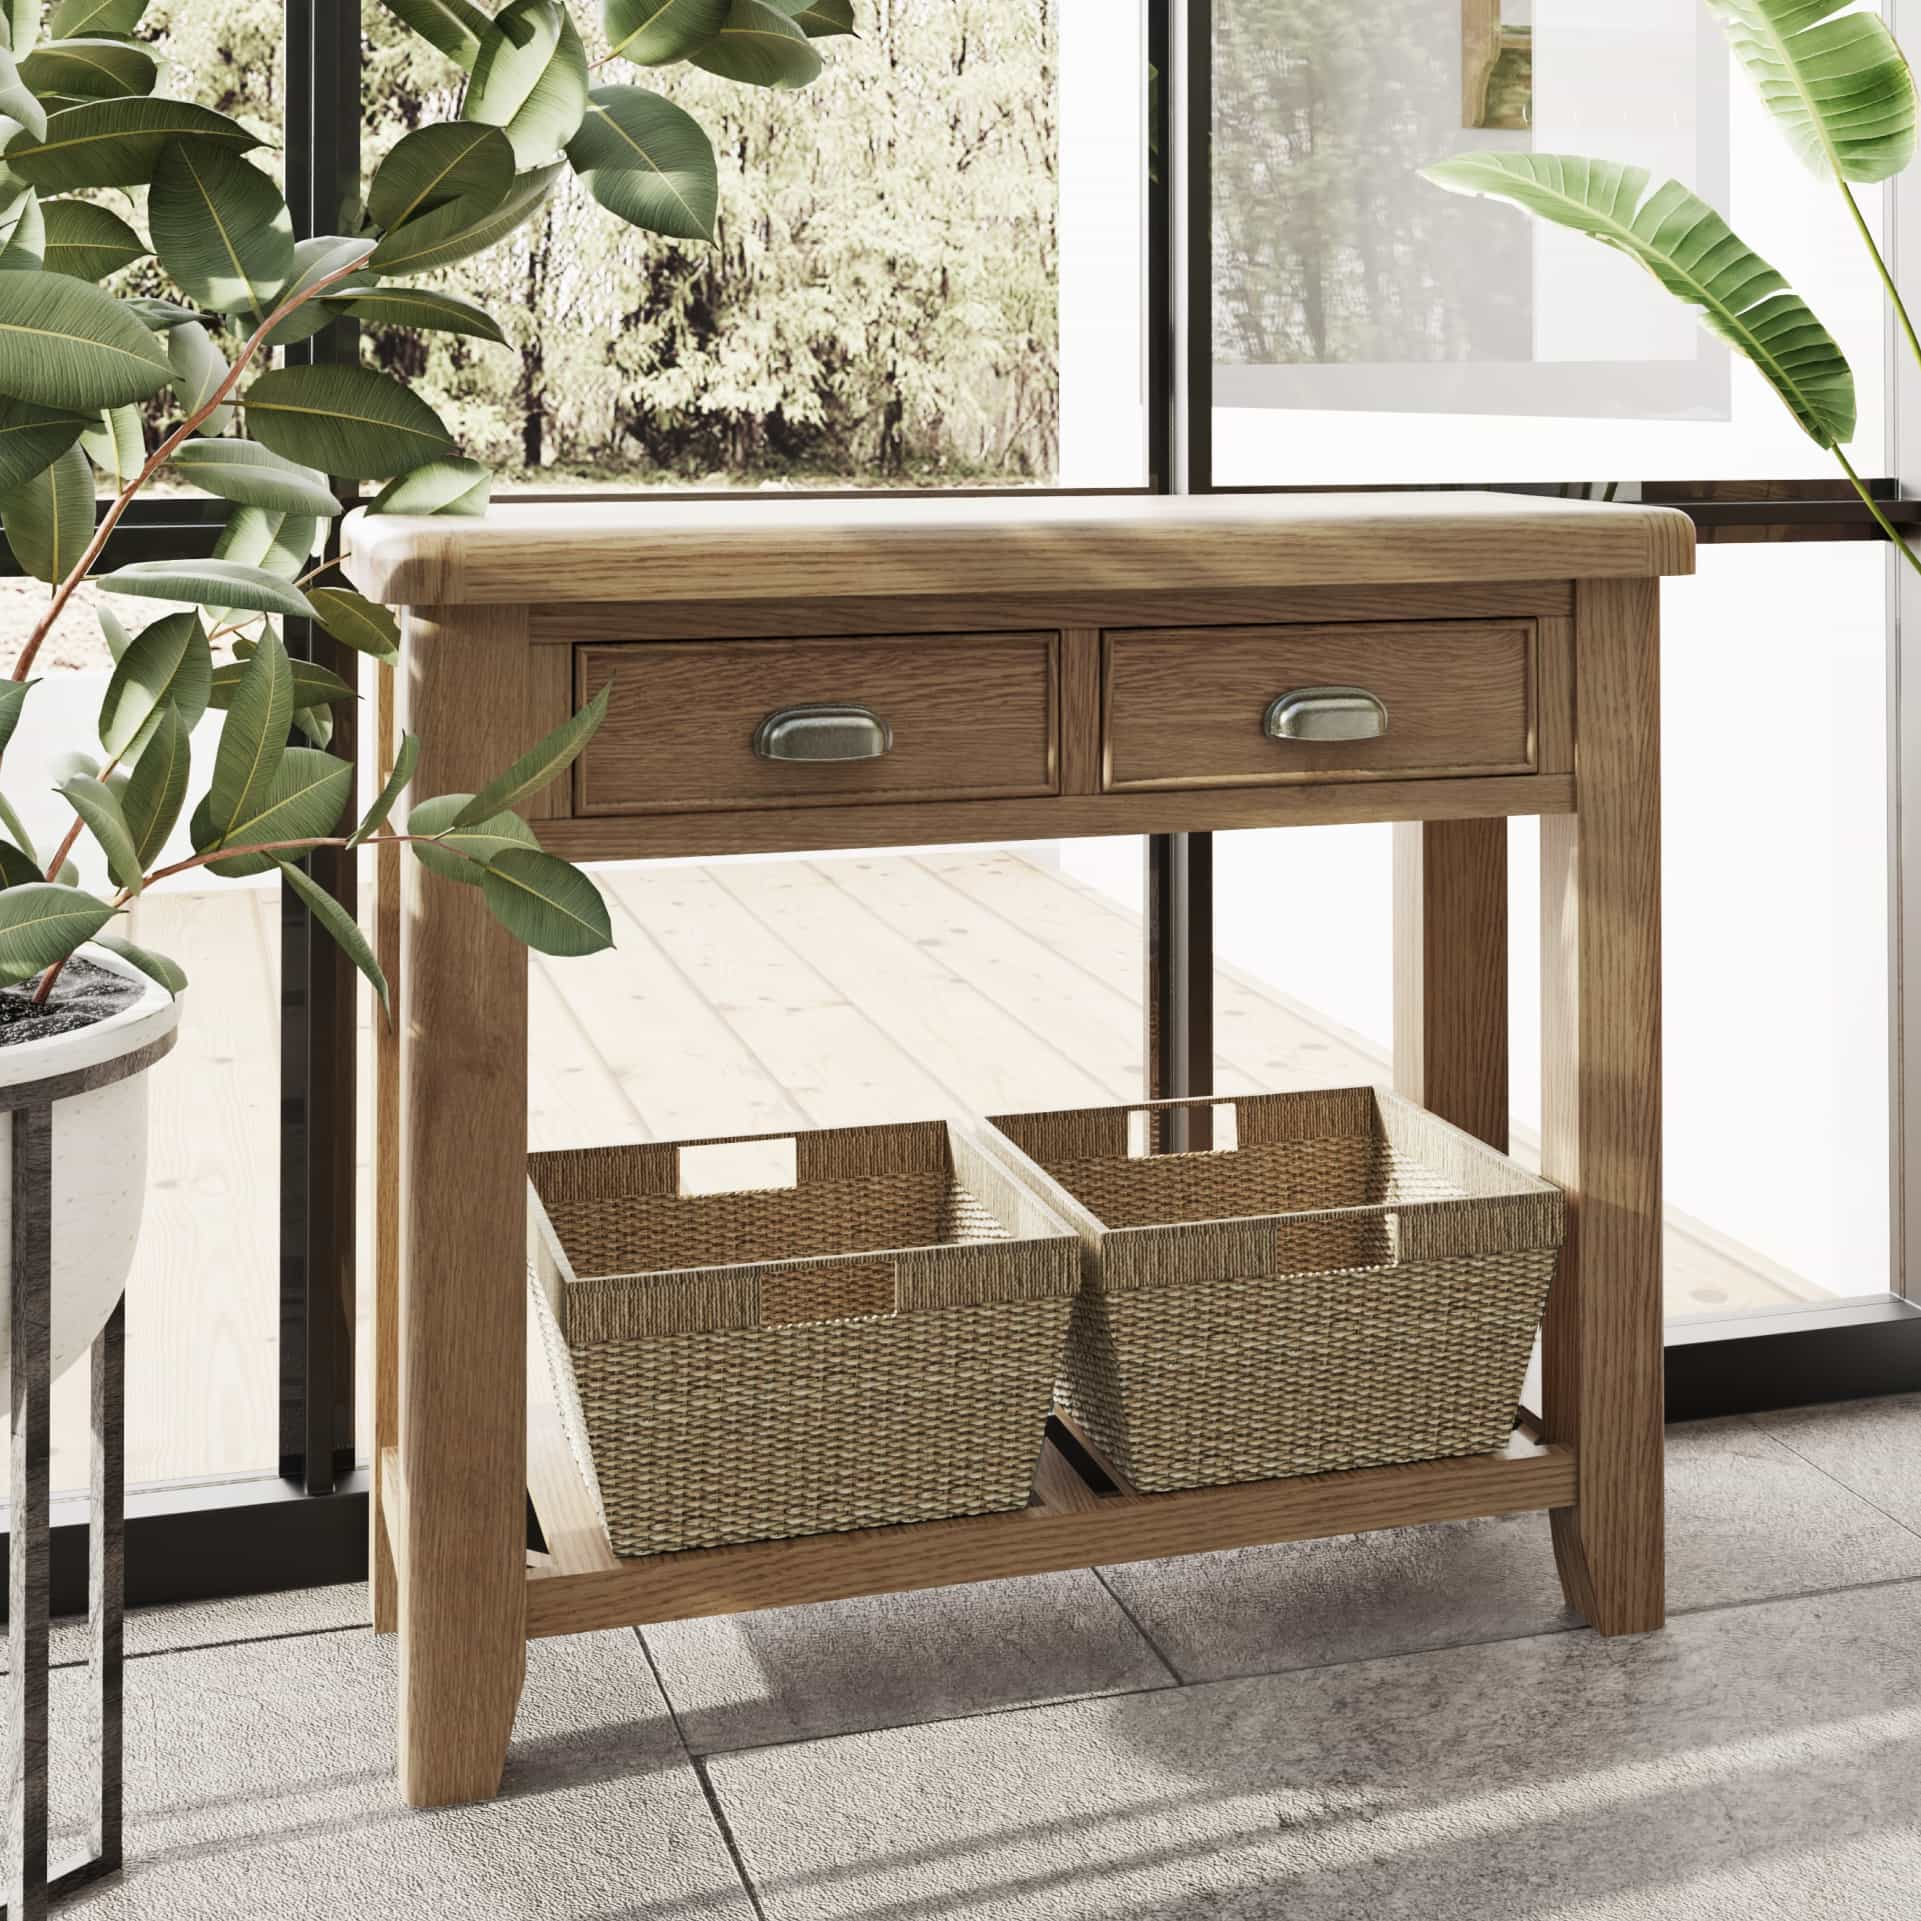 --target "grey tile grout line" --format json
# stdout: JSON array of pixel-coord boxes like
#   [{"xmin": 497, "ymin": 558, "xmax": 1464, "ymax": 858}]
[
  {"xmin": 1746, "ymin": 1419, "xmax": 1921, "ymax": 1547},
  {"xmin": 1089, "ymin": 1566, "xmax": 1188, "ymax": 1686}
]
